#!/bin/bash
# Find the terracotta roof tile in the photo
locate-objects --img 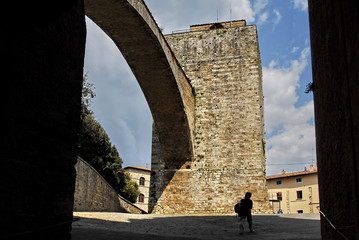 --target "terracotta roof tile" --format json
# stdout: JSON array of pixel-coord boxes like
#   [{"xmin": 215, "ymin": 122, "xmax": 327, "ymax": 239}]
[
  {"xmin": 266, "ymin": 170, "xmax": 317, "ymax": 180},
  {"xmin": 124, "ymin": 166, "xmax": 151, "ymax": 172}
]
